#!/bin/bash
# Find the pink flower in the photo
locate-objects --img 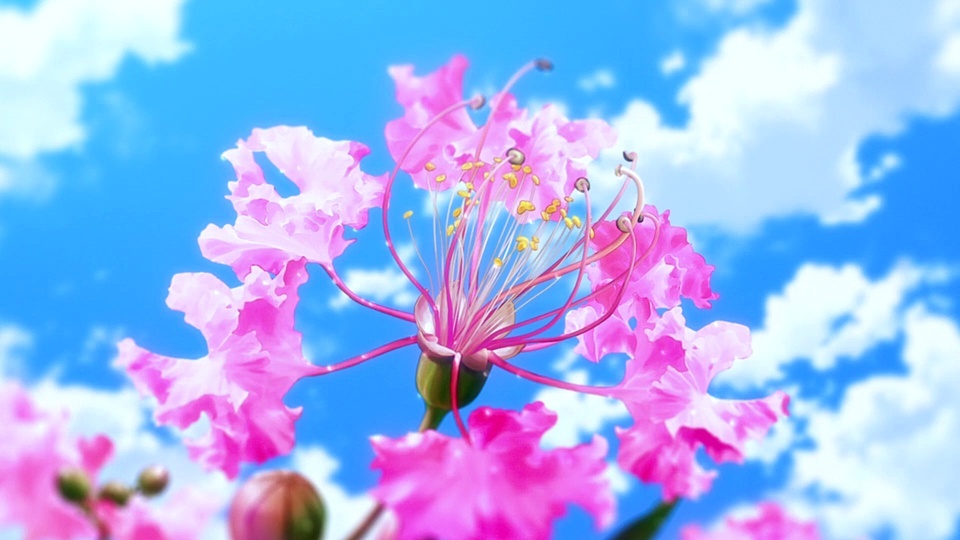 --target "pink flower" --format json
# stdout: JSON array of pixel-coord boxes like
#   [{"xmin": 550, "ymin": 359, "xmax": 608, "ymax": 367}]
[
  {"xmin": 117, "ymin": 258, "xmax": 316, "ymax": 478},
  {"xmin": 369, "ymin": 403, "xmax": 614, "ymax": 540},
  {"xmin": 609, "ymin": 307, "xmax": 788, "ymax": 499},
  {"xmin": 101, "ymin": 488, "xmax": 223, "ymax": 540},
  {"xmin": 681, "ymin": 502, "xmax": 820, "ymax": 540}
]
